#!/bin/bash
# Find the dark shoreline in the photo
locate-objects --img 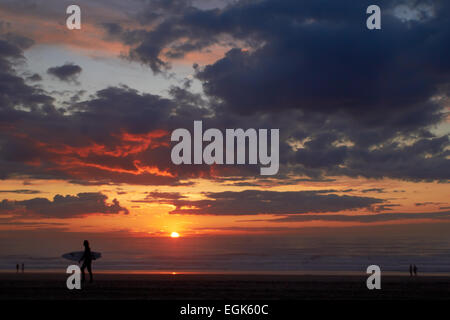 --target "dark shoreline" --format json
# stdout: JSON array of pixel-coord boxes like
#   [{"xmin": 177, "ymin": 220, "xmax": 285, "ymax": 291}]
[{"xmin": 1, "ymin": 272, "xmax": 450, "ymax": 300}]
